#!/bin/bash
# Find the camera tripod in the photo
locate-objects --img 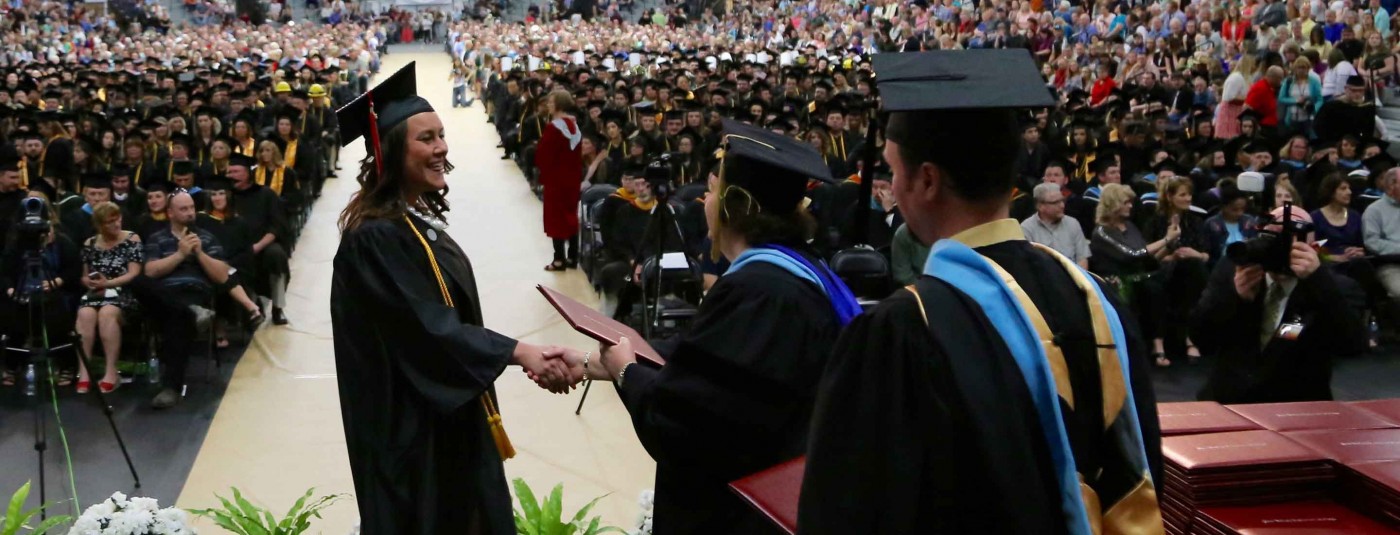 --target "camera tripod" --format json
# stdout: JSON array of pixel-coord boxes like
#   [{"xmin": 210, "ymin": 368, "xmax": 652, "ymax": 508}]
[{"xmin": 6, "ymin": 249, "xmax": 141, "ymax": 520}]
